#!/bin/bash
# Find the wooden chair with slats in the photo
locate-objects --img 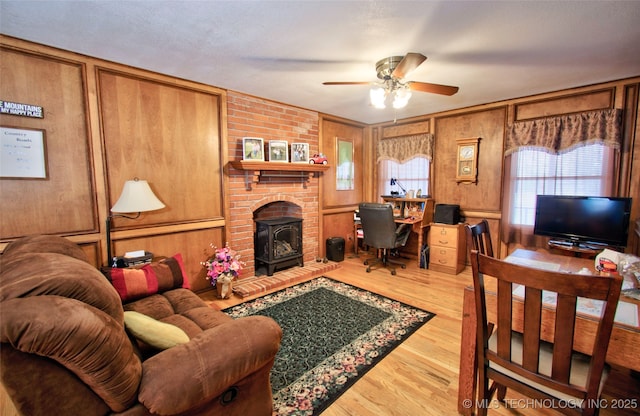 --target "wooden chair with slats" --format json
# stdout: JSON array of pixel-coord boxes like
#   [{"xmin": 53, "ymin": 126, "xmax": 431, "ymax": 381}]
[
  {"xmin": 465, "ymin": 219, "xmax": 494, "ymax": 257},
  {"xmin": 469, "ymin": 249, "xmax": 622, "ymax": 416}
]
